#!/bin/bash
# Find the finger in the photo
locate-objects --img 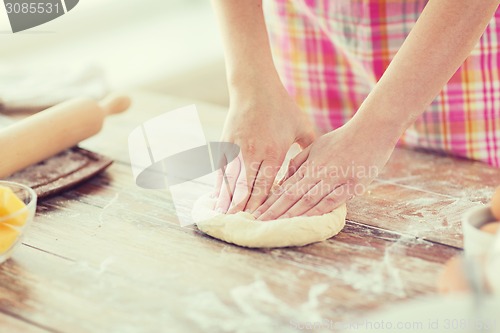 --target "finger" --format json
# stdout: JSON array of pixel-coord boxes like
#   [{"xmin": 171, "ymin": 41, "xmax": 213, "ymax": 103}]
[
  {"xmin": 296, "ymin": 127, "xmax": 315, "ymax": 148},
  {"xmin": 244, "ymin": 158, "xmax": 283, "ymax": 213},
  {"xmin": 227, "ymin": 158, "xmax": 254, "ymax": 214},
  {"xmin": 257, "ymin": 176, "xmax": 317, "ymax": 221},
  {"xmin": 253, "ymin": 164, "xmax": 307, "ymax": 218},
  {"xmin": 211, "ymin": 170, "xmax": 224, "ymax": 210},
  {"xmin": 303, "ymin": 184, "xmax": 352, "ymax": 217},
  {"xmin": 212, "ymin": 154, "xmax": 227, "ymax": 198},
  {"xmin": 280, "ymin": 180, "xmax": 329, "ymax": 218},
  {"xmin": 215, "ymin": 155, "xmax": 241, "ymax": 213},
  {"xmin": 281, "ymin": 147, "xmax": 310, "ymax": 184},
  {"xmin": 251, "ymin": 183, "xmax": 284, "ymax": 217}
]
